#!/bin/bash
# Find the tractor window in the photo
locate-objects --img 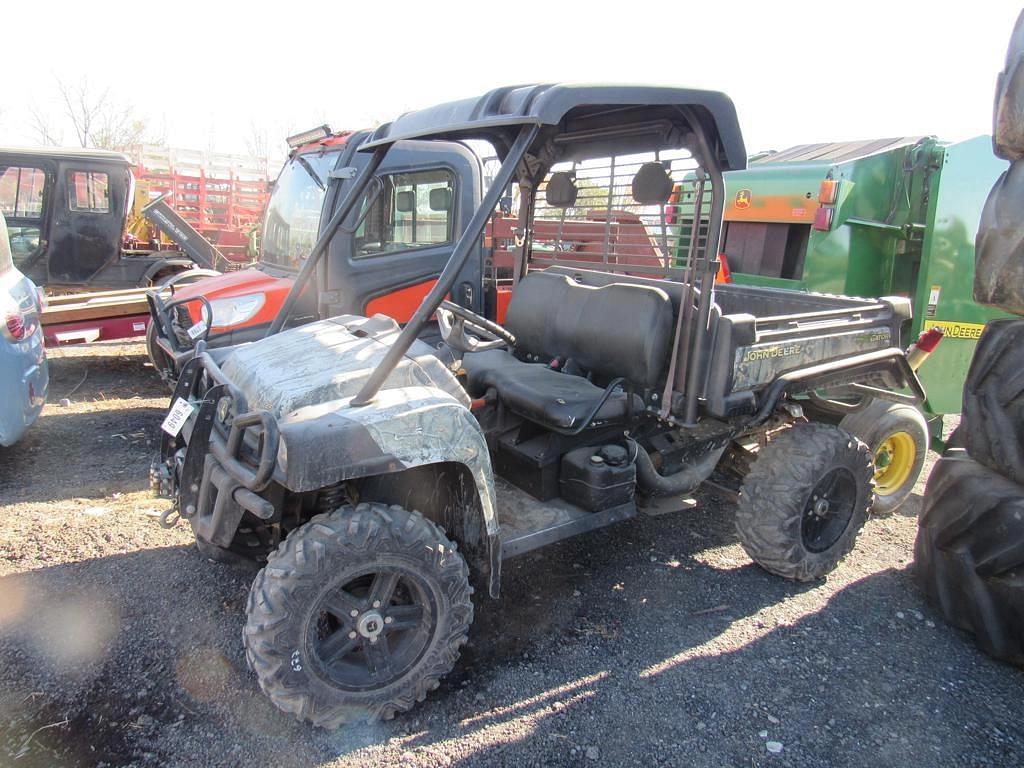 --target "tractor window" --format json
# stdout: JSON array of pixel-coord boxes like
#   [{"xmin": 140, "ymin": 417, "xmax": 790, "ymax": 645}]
[
  {"xmin": 261, "ymin": 150, "xmax": 338, "ymax": 270},
  {"xmin": 722, "ymin": 221, "xmax": 810, "ymax": 280},
  {"xmin": 0, "ymin": 165, "xmax": 47, "ymax": 267},
  {"xmin": 68, "ymin": 170, "xmax": 111, "ymax": 213},
  {"xmin": 354, "ymin": 169, "xmax": 455, "ymax": 257}
]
